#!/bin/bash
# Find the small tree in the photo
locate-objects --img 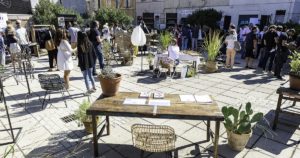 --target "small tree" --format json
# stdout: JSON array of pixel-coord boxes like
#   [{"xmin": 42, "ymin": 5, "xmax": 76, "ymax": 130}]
[
  {"xmin": 33, "ymin": 0, "xmax": 83, "ymax": 26},
  {"xmin": 186, "ymin": 8, "xmax": 222, "ymax": 29},
  {"xmin": 95, "ymin": 8, "xmax": 133, "ymax": 27}
]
